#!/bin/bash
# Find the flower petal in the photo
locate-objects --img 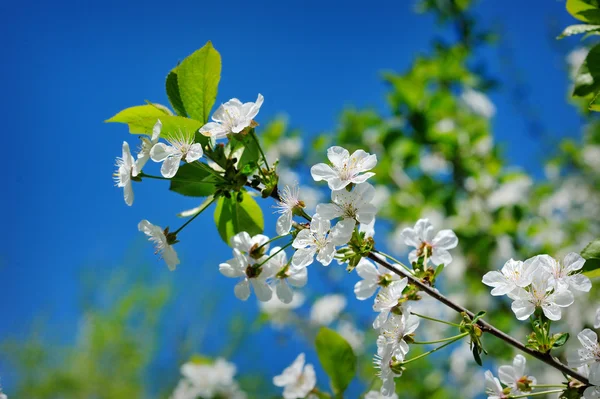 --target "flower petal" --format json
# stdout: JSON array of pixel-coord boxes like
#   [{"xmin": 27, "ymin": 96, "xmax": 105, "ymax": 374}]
[
  {"xmin": 276, "ymin": 280, "xmax": 294, "ymax": 304},
  {"xmin": 326, "ymin": 146, "xmax": 350, "ymax": 167},
  {"xmin": 251, "ymin": 279, "xmax": 273, "ymax": 302},
  {"xmin": 432, "ymin": 229, "xmax": 458, "ymax": 250},
  {"xmin": 234, "ymin": 279, "xmax": 251, "ymax": 301},
  {"xmin": 160, "ymin": 154, "xmax": 182, "ymax": 178},
  {"xmin": 185, "ymin": 143, "xmax": 203, "ymax": 163},
  {"xmin": 276, "ymin": 211, "xmax": 293, "ymax": 235},
  {"xmin": 310, "ymin": 163, "xmax": 337, "ymax": 182},
  {"xmin": 150, "ymin": 142, "xmax": 171, "ymax": 162}
]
